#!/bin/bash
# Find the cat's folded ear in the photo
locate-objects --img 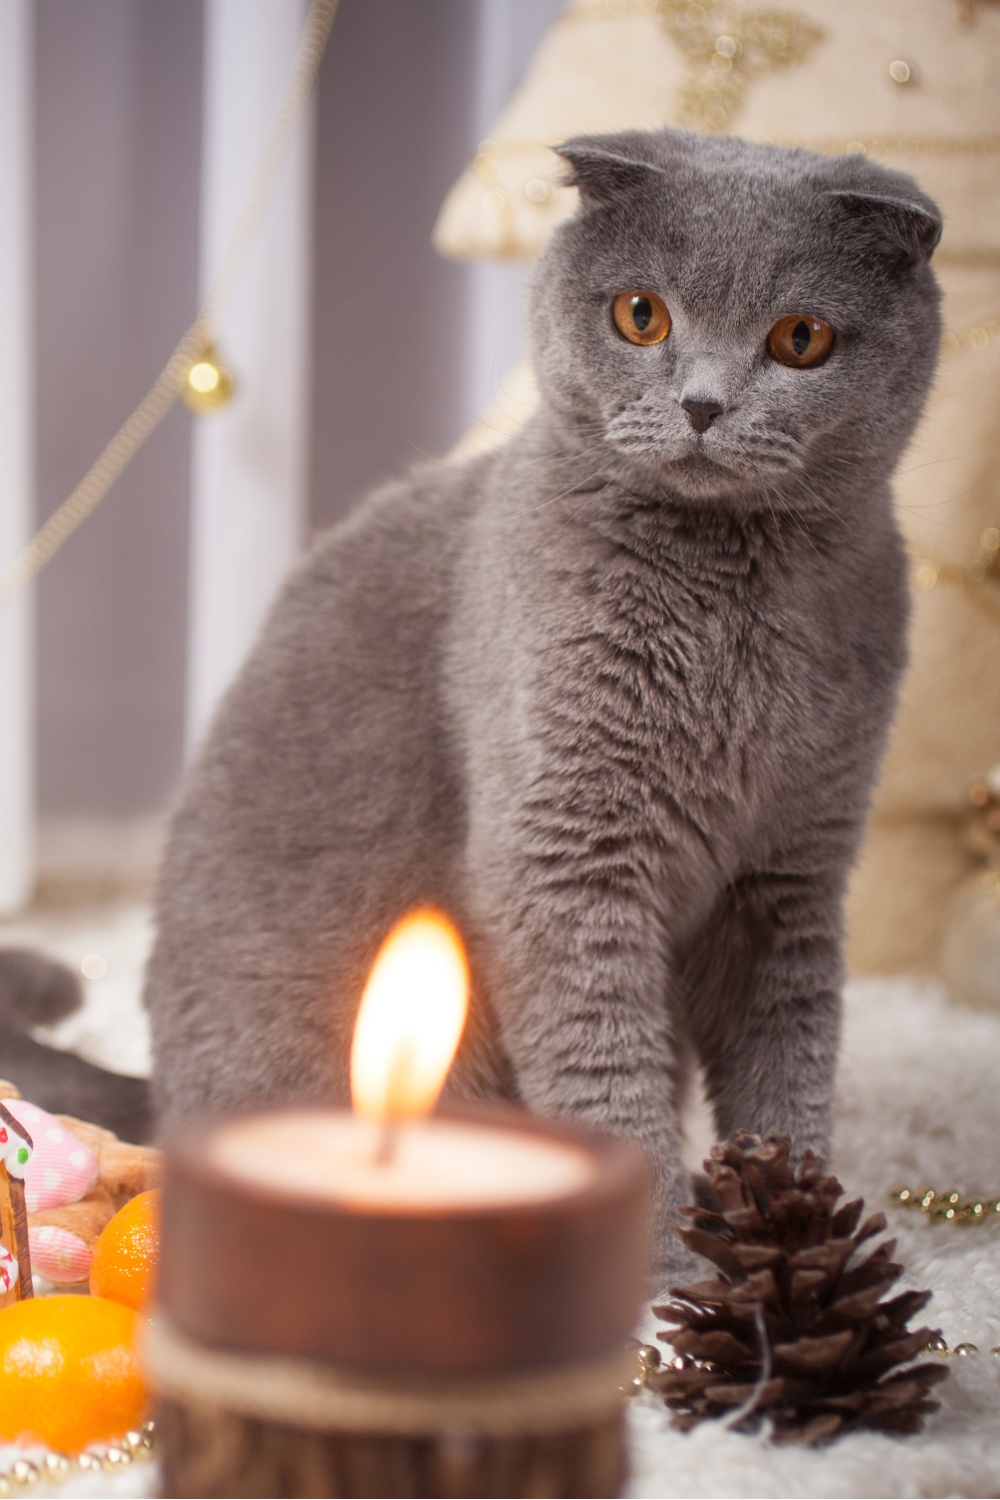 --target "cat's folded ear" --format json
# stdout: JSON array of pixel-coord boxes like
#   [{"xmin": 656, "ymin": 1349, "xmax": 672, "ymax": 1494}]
[
  {"xmin": 556, "ymin": 135, "xmax": 664, "ymax": 205},
  {"xmin": 828, "ymin": 190, "xmax": 942, "ymax": 264}
]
